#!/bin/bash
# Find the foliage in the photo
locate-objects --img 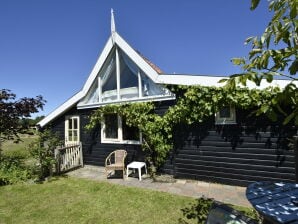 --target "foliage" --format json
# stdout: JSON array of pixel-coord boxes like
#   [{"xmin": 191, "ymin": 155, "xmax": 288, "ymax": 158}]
[
  {"xmin": 223, "ymin": 0, "xmax": 298, "ymax": 125},
  {"xmin": 29, "ymin": 130, "xmax": 61, "ymax": 180},
  {"xmin": 87, "ymin": 102, "xmax": 172, "ymax": 174},
  {"xmin": 179, "ymin": 197, "xmax": 214, "ymax": 224},
  {"xmin": 0, "ymin": 154, "xmax": 33, "ymax": 186},
  {"xmin": 87, "ymin": 85, "xmax": 281, "ymax": 173},
  {"xmin": 0, "ymin": 177, "xmax": 196, "ymax": 224},
  {"xmin": 0, "ymin": 89, "xmax": 45, "ymax": 152}
]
